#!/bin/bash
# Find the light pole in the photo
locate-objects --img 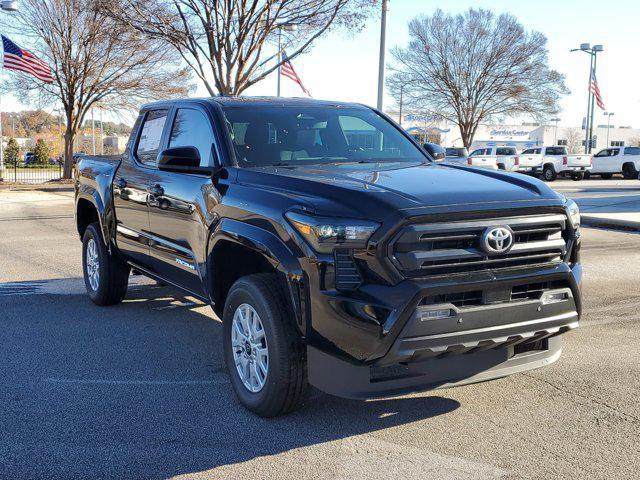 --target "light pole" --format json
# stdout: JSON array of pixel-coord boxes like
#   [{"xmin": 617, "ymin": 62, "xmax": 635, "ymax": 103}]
[
  {"xmin": 551, "ymin": 117, "xmax": 561, "ymax": 145},
  {"xmin": 604, "ymin": 111, "xmax": 614, "ymax": 147},
  {"xmin": 376, "ymin": 0, "xmax": 388, "ymax": 111},
  {"xmin": 0, "ymin": 0, "xmax": 18, "ymax": 182},
  {"xmin": 276, "ymin": 24, "xmax": 297, "ymax": 97},
  {"xmin": 570, "ymin": 43, "xmax": 604, "ymax": 153},
  {"xmin": 398, "ymin": 84, "xmax": 404, "ymax": 126}
]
